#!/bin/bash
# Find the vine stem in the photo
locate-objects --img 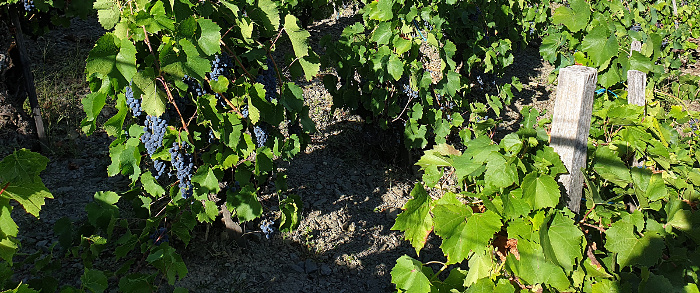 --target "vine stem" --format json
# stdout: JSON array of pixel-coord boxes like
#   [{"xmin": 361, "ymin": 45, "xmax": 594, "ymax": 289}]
[
  {"xmin": 582, "ymin": 222, "xmax": 607, "ymax": 233},
  {"xmin": 141, "ymin": 25, "xmax": 194, "ymax": 144},
  {"xmin": 392, "ymin": 94, "xmax": 414, "ymax": 123},
  {"xmin": 0, "ymin": 182, "xmax": 10, "ymax": 197},
  {"xmin": 221, "ymin": 41, "xmax": 254, "ymax": 81}
]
